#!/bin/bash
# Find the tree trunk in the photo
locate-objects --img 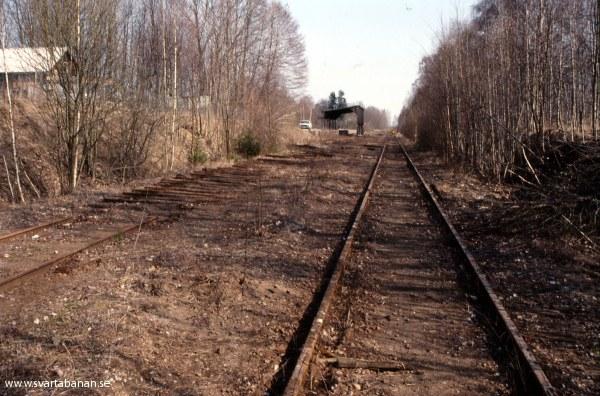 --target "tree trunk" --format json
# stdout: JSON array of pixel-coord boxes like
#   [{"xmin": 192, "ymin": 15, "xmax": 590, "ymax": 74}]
[
  {"xmin": 570, "ymin": 14, "xmax": 577, "ymax": 141},
  {"xmin": 1, "ymin": 20, "xmax": 25, "ymax": 203},
  {"xmin": 594, "ymin": 0, "xmax": 600, "ymax": 140},
  {"xmin": 170, "ymin": 21, "xmax": 177, "ymax": 171}
]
